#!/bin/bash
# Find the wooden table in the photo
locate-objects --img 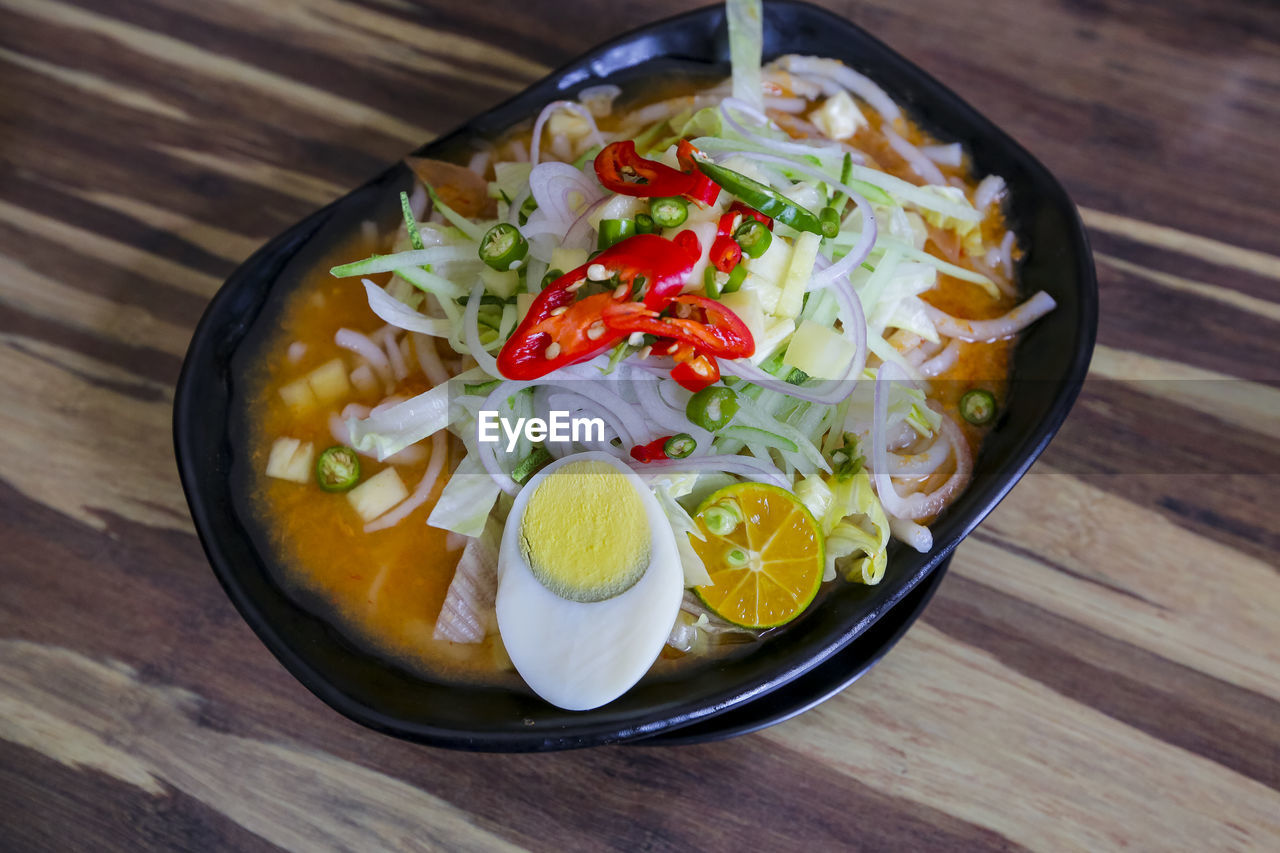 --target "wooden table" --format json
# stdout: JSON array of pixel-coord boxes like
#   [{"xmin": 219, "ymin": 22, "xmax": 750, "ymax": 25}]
[{"xmin": 2, "ymin": 0, "xmax": 1277, "ymax": 849}]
